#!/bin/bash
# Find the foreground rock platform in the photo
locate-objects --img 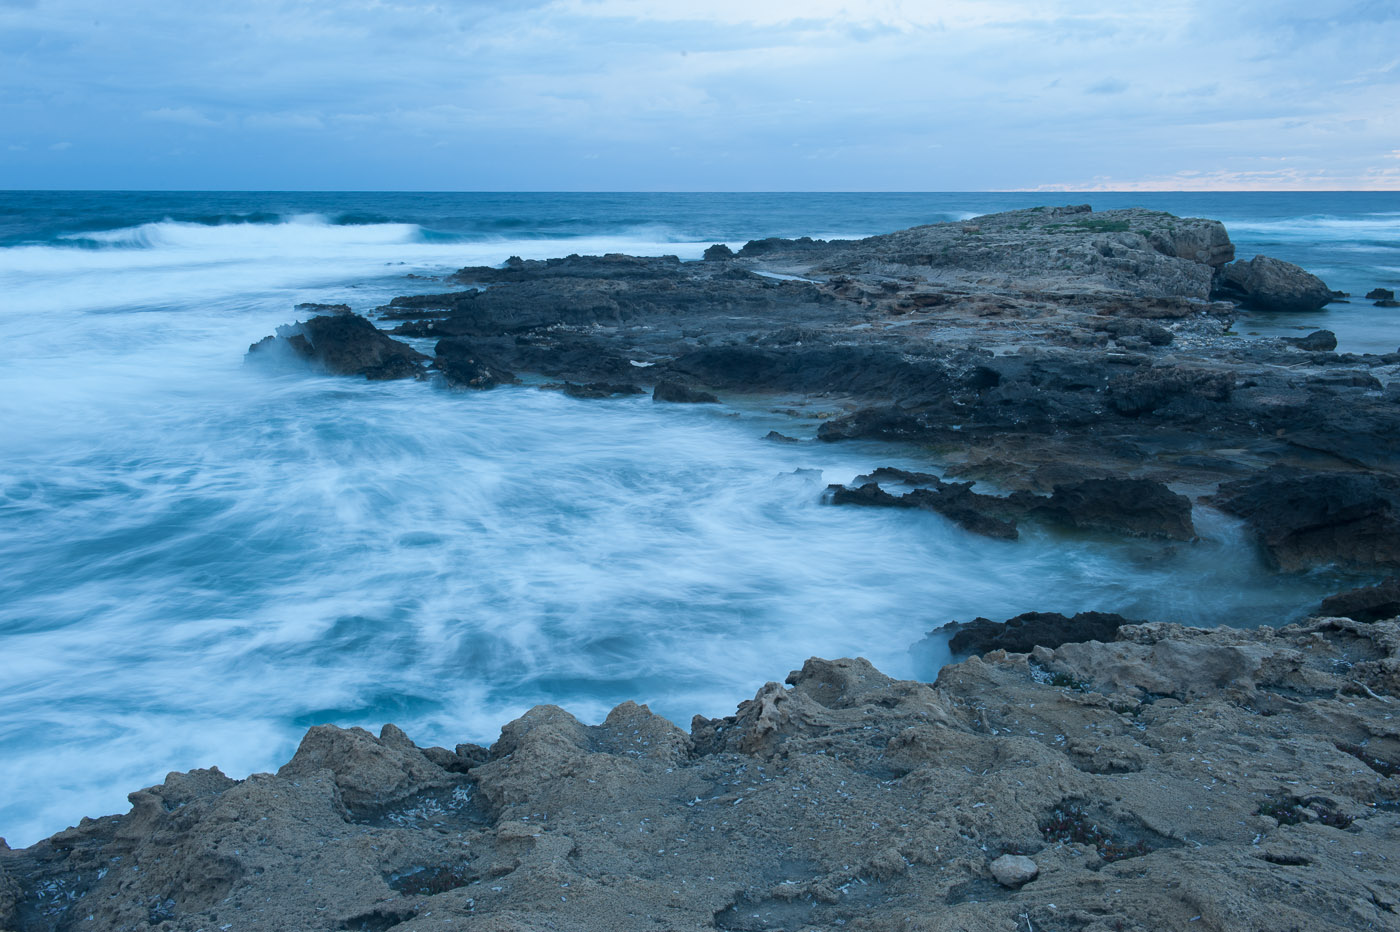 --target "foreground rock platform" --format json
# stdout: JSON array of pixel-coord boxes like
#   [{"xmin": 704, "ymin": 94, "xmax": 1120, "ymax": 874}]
[{"xmin": 3, "ymin": 621, "xmax": 1398, "ymax": 932}]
